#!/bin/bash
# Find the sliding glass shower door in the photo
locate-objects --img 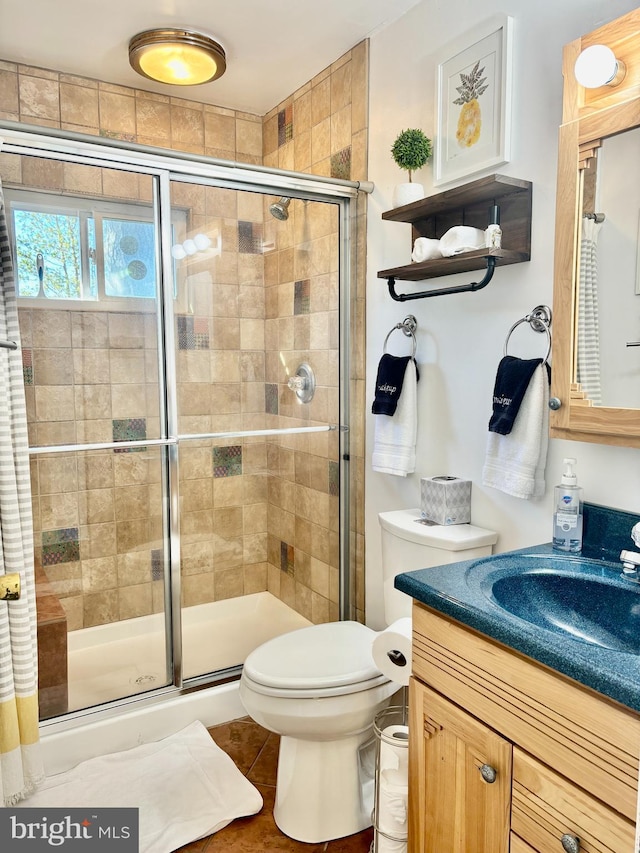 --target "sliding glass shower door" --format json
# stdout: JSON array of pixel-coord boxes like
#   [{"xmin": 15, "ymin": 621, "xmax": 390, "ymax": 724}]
[
  {"xmin": 168, "ymin": 179, "xmax": 342, "ymax": 680},
  {"xmin": 0, "ymin": 135, "xmax": 350, "ymax": 721}
]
